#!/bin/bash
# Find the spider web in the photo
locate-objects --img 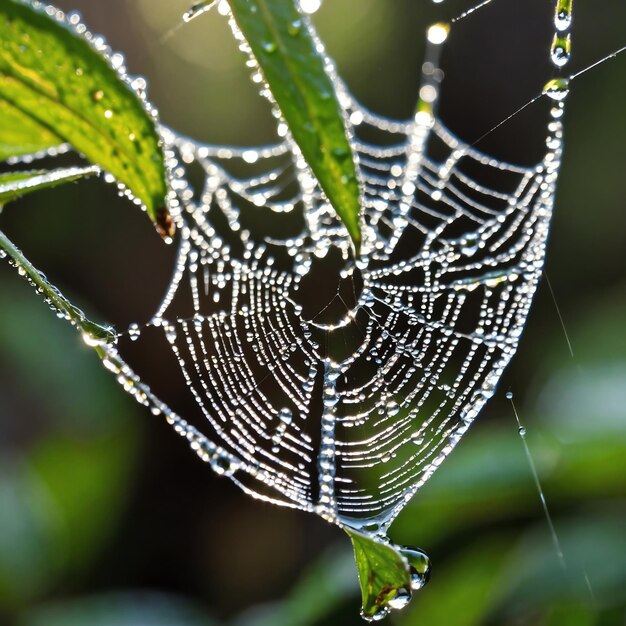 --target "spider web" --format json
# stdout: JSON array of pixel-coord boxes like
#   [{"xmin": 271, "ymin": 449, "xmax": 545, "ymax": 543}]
[
  {"xmin": 2, "ymin": 0, "xmax": 569, "ymax": 534},
  {"xmin": 100, "ymin": 43, "xmax": 565, "ymax": 535}
]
